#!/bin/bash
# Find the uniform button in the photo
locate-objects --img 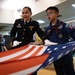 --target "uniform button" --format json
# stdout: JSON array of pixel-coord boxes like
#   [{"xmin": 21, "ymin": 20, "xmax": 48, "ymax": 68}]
[
  {"xmin": 23, "ymin": 29, "xmax": 25, "ymax": 31},
  {"xmin": 22, "ymin": 37, "xmax": 24, "ymax": 39}
]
